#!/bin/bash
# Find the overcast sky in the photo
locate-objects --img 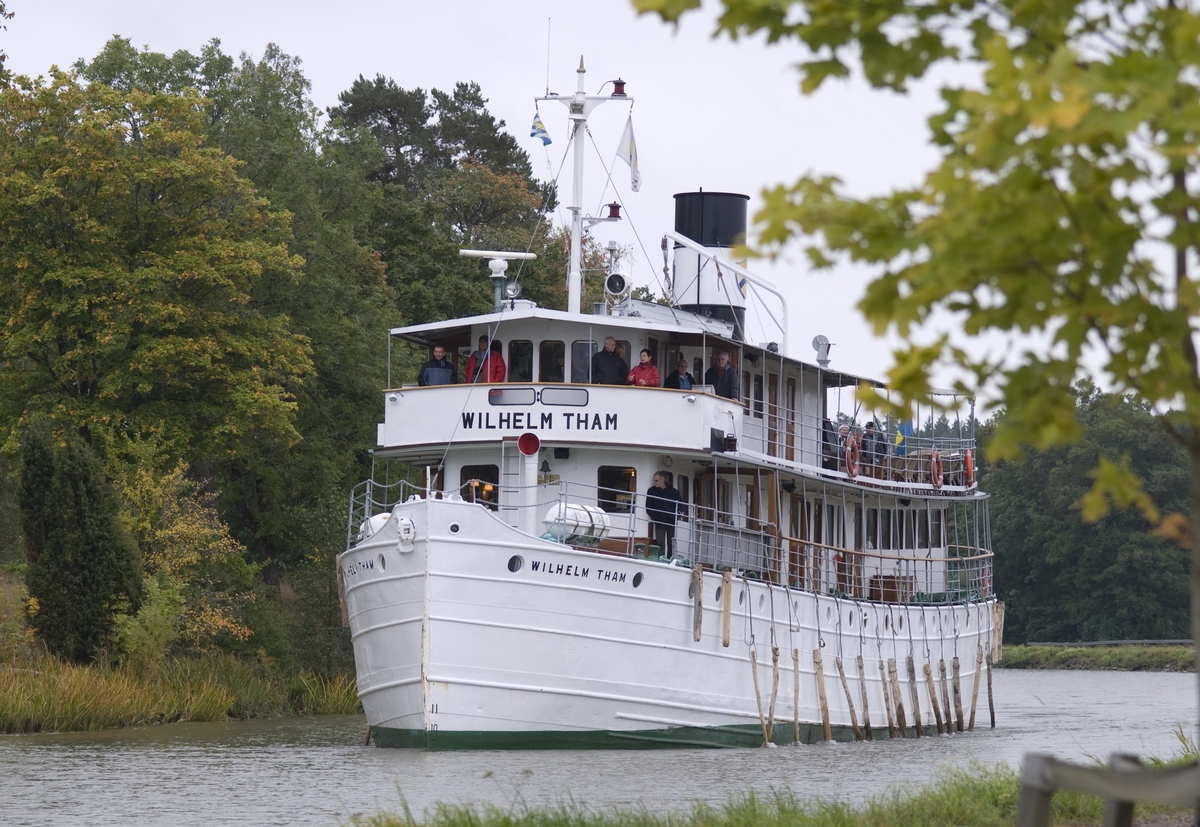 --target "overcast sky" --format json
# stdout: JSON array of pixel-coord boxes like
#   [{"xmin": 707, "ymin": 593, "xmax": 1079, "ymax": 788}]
[{"xmin": 4, "ymin": 0, "xmax": 968, "ymax": 383}]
